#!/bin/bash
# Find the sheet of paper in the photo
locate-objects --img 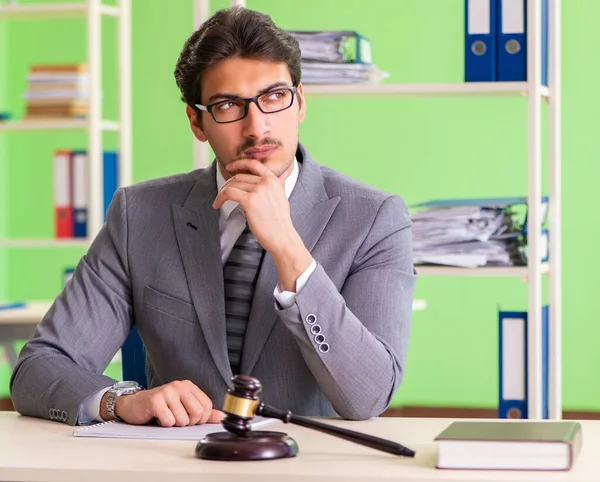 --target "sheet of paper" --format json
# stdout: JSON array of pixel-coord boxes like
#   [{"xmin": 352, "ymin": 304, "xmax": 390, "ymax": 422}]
[{"xmin": 73, "ymin": 416, "xmax": 278, "ymax": 440}]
